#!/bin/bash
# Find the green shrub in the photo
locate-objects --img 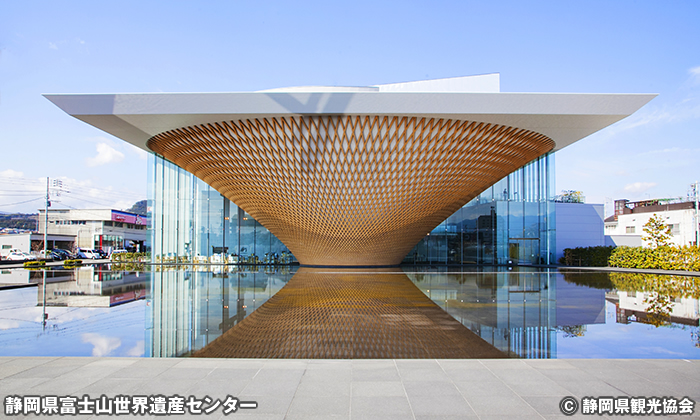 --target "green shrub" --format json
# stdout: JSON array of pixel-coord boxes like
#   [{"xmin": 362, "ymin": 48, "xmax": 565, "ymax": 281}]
[
  {"xmin": 561, "ymin": 245, "xmax": 700, "ymax": 271},
  {"xmin": 609, "ymin": 245, "xmax": 700, "ymax": 271},
  {"xmin": 559, "ymin": 246, "xmax": 614, "ymax": 267},
  {"xmin": 111, "ymin": 252, "xmax": 148, "ymax": 263},
  {"xmin": 23, "ymin": 260, "xmax": 46, "ymax": 268}
]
